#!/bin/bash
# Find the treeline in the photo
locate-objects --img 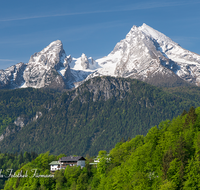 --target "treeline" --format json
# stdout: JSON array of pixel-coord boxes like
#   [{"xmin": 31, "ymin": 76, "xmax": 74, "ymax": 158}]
[
  {"xmin": 3, "ymin": 106, "xmax": 200, "ymax": 189},
  {"xmin": 0, "ymin": 151, "xmax": 38, "ymax": 189}
]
